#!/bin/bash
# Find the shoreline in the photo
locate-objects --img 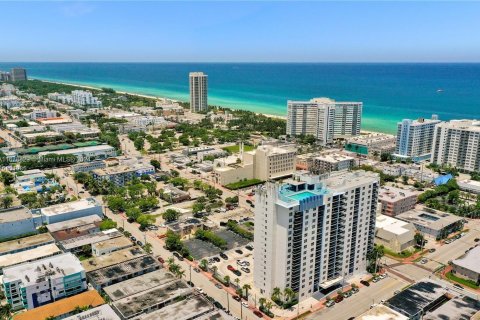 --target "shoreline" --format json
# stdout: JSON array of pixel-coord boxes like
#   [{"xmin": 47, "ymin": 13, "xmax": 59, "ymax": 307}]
[{"xmin": 33, "ymin": 78, "xmax": 390, "ymax": 135}]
